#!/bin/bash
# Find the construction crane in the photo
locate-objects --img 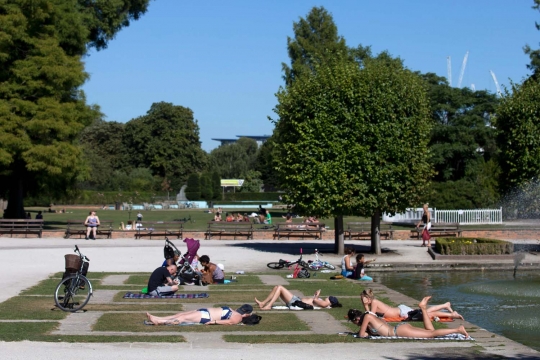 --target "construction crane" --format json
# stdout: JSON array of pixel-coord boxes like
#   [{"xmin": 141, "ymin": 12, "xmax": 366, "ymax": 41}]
[
  {"xmin": 447, "ymin": 56, "xmax": 452, "ymax": 87},
  {"xmin": 457, "ymin": 51, "xmax": 469, "ymax": 88},
  {"xmin": 490, "ymin": 70, "xmax": 502, "ymax": 97}
]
